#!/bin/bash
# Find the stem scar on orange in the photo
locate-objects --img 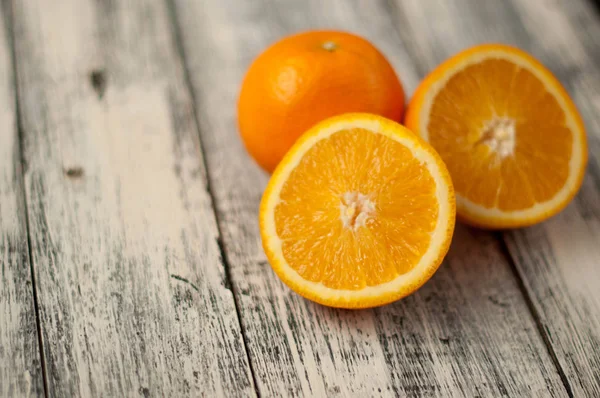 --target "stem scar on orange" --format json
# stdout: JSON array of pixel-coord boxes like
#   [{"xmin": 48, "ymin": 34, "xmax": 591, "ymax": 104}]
[
  {"xmin": 405, "ymin": 44, "xmax": 588, "ymax": 229},
  {"xmin": 238, "ymin": 31, "xmax": 405, "ymax": 173},
  {"xmin": 259, "ymin": 114, "xmax": 455, "ymax": 309}
]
